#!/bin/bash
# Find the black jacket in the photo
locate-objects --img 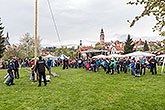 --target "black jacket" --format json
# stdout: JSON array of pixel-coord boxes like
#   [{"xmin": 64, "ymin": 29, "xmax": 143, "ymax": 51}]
[
  {"xmin": 149, "ymin": 59, "xmax": 157, "ymax": 67},
  {"xmin": 14, "ymin": 60, "xmax": 19, "ymax": 69},
  {"xmin": 35, "ymin": 60, "xmax": 49, "ymax": 74}
]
